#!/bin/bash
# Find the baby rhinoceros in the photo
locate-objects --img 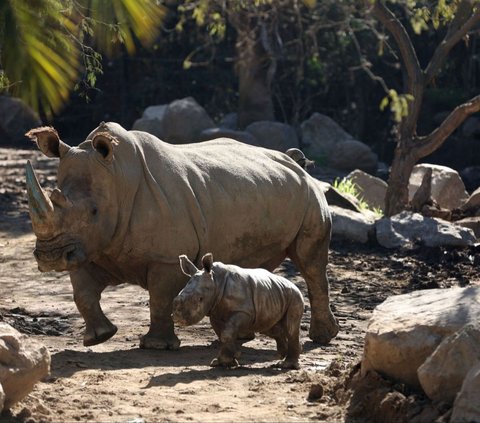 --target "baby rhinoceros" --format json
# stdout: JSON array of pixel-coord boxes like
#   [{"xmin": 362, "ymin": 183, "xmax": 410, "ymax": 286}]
[{"xmin": 172, "ymin": 253, "xmax": 305, "ymax": 369}]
